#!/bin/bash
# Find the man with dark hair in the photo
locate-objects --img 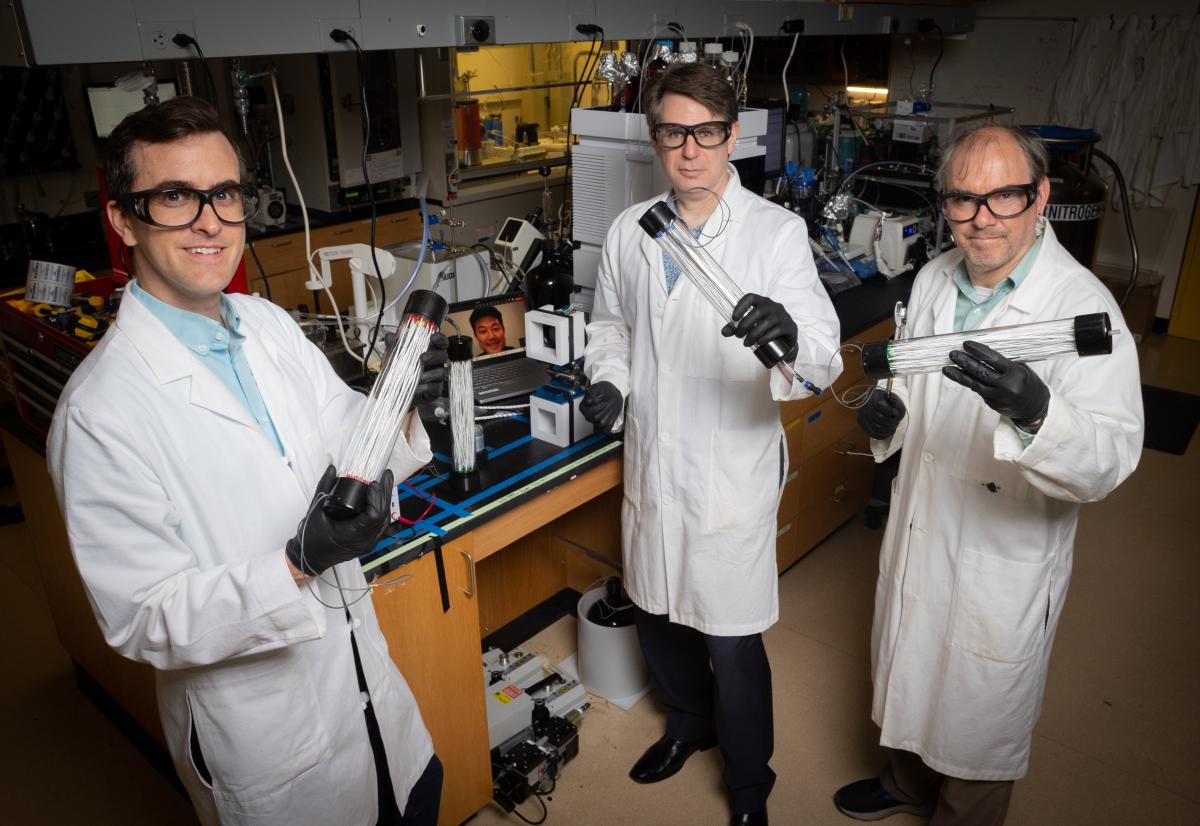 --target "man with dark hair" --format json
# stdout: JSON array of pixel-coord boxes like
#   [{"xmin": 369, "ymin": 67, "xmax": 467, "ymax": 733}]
[
  {"xmin": 469, "ymin": 305, "xmax": 511, "ymax": 354},
  {"xmin": 47, "ymin": 96, "xmax": 445, "ymax": 826},
  {"xmin": 834, "ymin": 123, "xmax": 1143, "ymax": 825},
  {"xmin": 582, "ymin": 63, "xmax": 842, "ymax": 826}
]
